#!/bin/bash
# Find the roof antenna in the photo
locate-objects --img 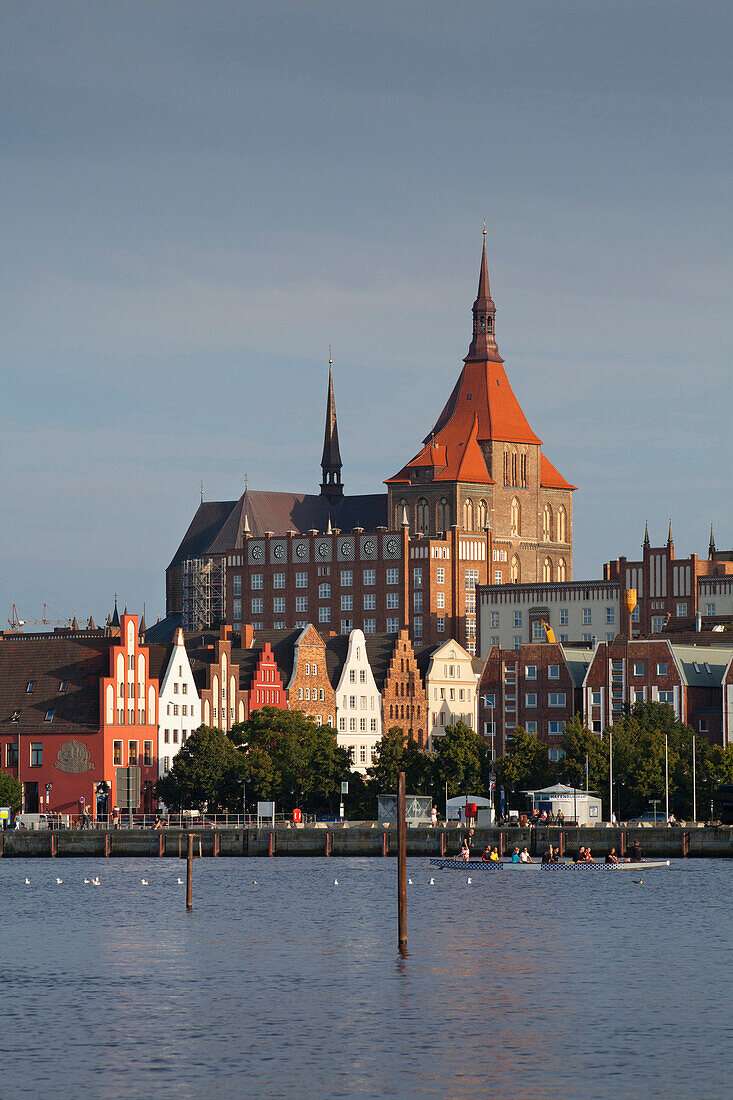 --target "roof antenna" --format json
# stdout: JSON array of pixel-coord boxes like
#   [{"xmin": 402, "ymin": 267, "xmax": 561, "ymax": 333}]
[
  {"xmin": 200, "ymin": 479, "xmax": 204, "ymax": 503},
  {"xmin": 244, "ymin": 472, "xmax": 248, "ymax": 493}
]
